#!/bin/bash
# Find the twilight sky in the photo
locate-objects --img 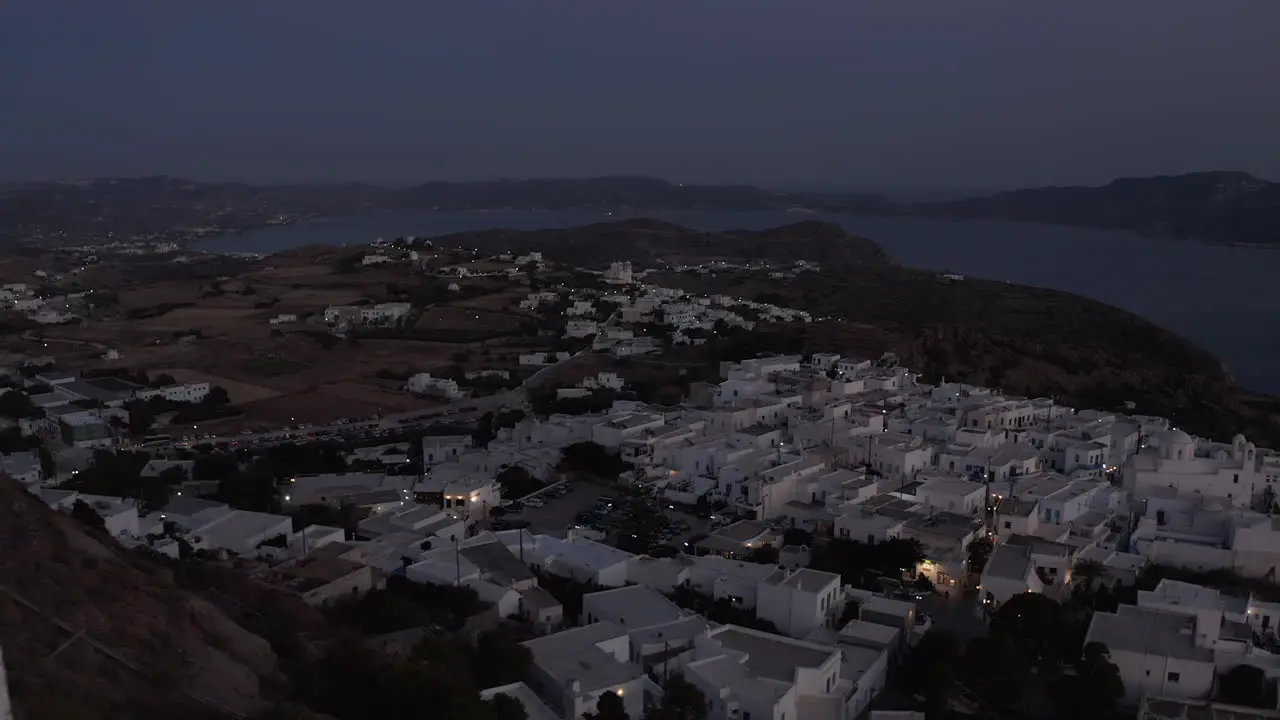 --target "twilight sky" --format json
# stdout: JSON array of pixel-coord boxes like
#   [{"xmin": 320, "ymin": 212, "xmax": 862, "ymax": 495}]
[{"xmin": 2, "ymin": 1, "xmax": 1277, "ymax": 190}]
